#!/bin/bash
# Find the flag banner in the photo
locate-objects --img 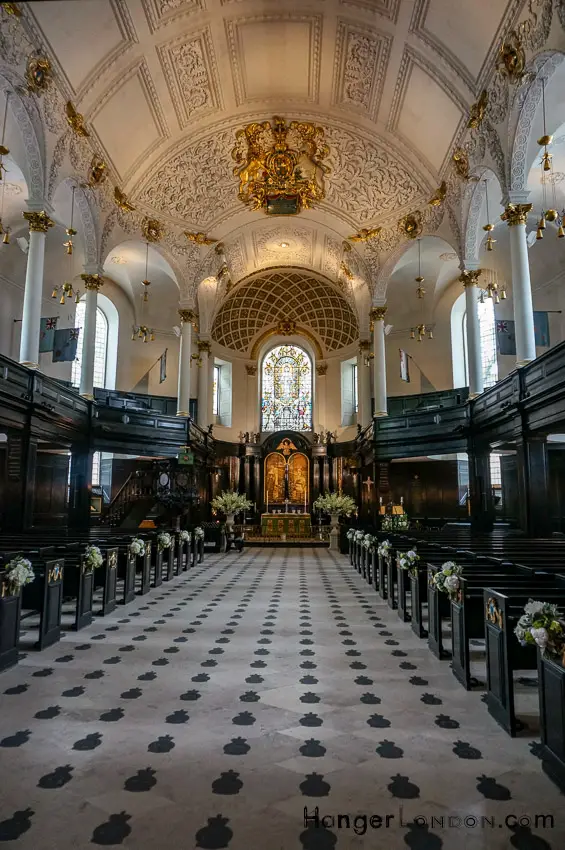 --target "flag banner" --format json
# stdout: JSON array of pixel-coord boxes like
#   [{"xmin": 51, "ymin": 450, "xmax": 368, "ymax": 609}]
[
  {"xmin": 52, "ymin": 327, "xmax": 80, "ymax": 363},
  {"xmin": 496, "ymin": 320, "xmax": 516, "ymax": 356},
  {"xmin": 534, "ymin": 311, "xmax": 550, "ymax": 347},
  {"xmin": 39, "ymin": 316, "xmax": 58, "ymax": 353},
  {"xmin": 159, "ymin": 348, "xmax": 167, "ymax": 384},
  {"xmin": 399, "ymin": 349, "xmax": 410, "ymax": 382}
]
